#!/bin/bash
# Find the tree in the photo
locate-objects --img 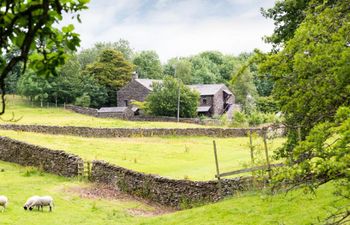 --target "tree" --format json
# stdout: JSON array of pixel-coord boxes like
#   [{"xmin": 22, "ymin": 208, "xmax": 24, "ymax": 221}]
[
  {"xmin": 260, "ymin": 0, "xmax": 350, "ymax": 222},
  {"xmin": 133, "ymin": 50, "xmax": 163, "ymax": 79},
  {"xmin": 0, "ymin": 0, "xmax": 89, "ymax": 115},
  {"xmin": 261, "ymin": 0, "xmax": 311, "ymax": 49},
  {"xmin": 174, "ymin": 59, "xmax": 192, "ymax": 84},
  {"xmin": 274, "ymin": 107, "xmax": 350, "ymax": 224},
  {"xmin": 77, "ymin": 39, "xmax": 134, "ymax": 69},
  {"xmin": 147, "ymin": 76, "xmax": 199, "ymax": 118},
  {"xmin": 84, "ymin": 49, "xmax": 134, "ymax": 106},
  {"xmin": 17, "ymin": 70, "xmax": 52, "ymax": 107},
  {"xmin": 230, "ymin": 65, "xmax": 258, "ymax": 114},
  {"xmin": 260, "ymin": 0, "xmax": 350, "ymax": 156}
]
